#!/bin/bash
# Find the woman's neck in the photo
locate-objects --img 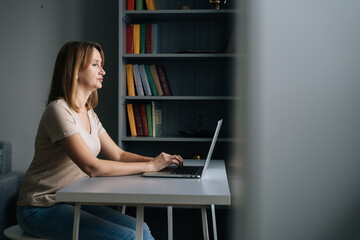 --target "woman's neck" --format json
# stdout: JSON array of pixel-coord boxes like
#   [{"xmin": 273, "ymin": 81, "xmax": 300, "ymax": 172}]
[{"xmin": 75, "ymin": 89, "xmax": 91, "ymax": 110}]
